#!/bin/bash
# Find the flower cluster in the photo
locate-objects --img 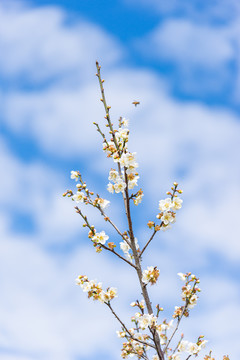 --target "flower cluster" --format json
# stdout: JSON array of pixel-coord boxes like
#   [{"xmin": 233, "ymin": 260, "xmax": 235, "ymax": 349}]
[
  {"xmin": 133, "ymin": 189, "xmax": 144, "ymax": 206},
  {"xmin": 107, "ymin": 168, "xmax": 127, "ymax": 194},
  {"xmin": 120, "ymin": 237, "xmax": 139, "ymax": 263},
  {"xmin": 156, "ymin": 182, "xmax": 183, "ymax": 231},
  {"xmin": 173, "ymin": 336, "xmax": 208, "ymax": 358},
  {"xmin": 107, "ymin": 152, "xmax": 139, "ymax": 194},
  {"xmin": 68, "ymin": 171, "xmax": 111, "ymax": 211},
  {"xmin": 180, "ymin": 272, "xmax": 201, "ymax": 309},
  {"xmin": 142, "ymin": 266, "xmax": 160, "ymax": 285},
  {"xmin": 70, "ymin": 170, "xmax": 79, "ymax": 181},
  {"xmin": 101, "ymin": 117, "xmax": 140, "ymax": 195},
  {"xmin": 92, "ymin": 230, "xmax": 109, "ymax": 245},
  {"xmin": 121, "ymin": 332, "xmax": 150, "ymax": 359},
  {"xmin": 120, "ymin": 240, "xmax": 132, "ymax": 261},
  {"xmin": 132, "ymin": 313, "xmax": 157, "ymax": 330},
  {"xmin": 155, "ymin": 319, "xmax": 174, "ymax": 345},
  {"xmin": 173, "ymin": 272, "xmax": 201, "ymax": 320},
  {"xmin": 76, "ymin": 275, "xmax": 117, "ymax": 303},
  {"xmin": 94, "ymin": 197, "xmax": 110, "ymax": 210}
]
